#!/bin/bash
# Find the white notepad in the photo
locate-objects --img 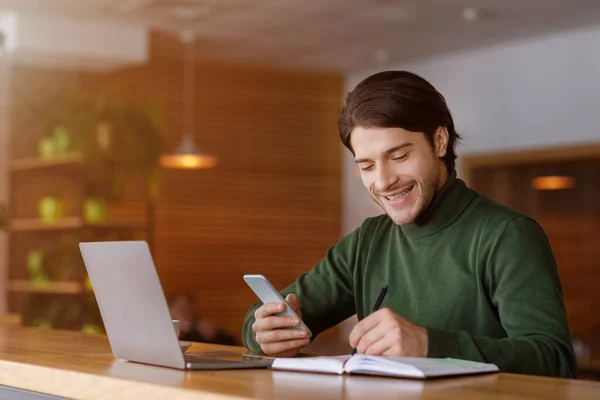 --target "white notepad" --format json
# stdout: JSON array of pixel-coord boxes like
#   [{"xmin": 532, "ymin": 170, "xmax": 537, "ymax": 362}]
[{"xmin": 272, "ymin": 355, "xmax": 498, "ymax": 379}]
